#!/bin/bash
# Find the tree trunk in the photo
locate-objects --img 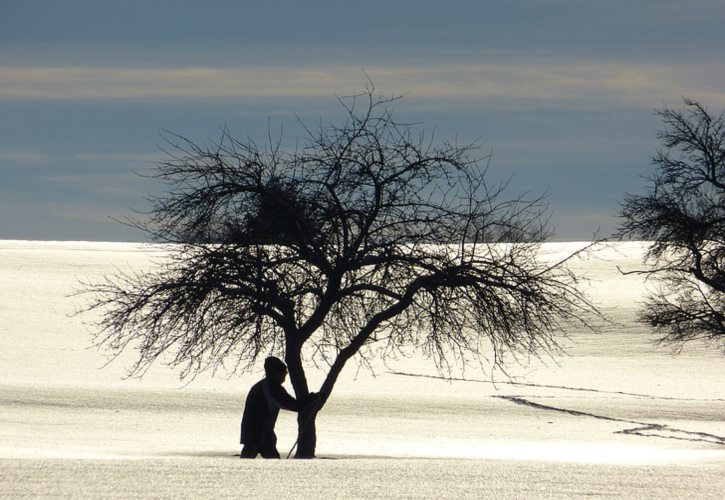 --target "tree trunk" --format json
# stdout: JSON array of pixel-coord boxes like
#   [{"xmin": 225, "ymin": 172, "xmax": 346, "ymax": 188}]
[{"xmin": 294, "ymin": 406, "xmax": 318, "ymax": 458}]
